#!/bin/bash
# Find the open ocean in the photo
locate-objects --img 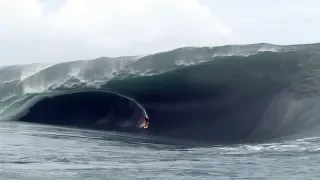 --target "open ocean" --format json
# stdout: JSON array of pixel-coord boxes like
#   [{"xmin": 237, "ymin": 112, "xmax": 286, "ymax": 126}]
[{"xmin": 1, "ymin": 43, "xmax": 320, "ymax": 179}]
